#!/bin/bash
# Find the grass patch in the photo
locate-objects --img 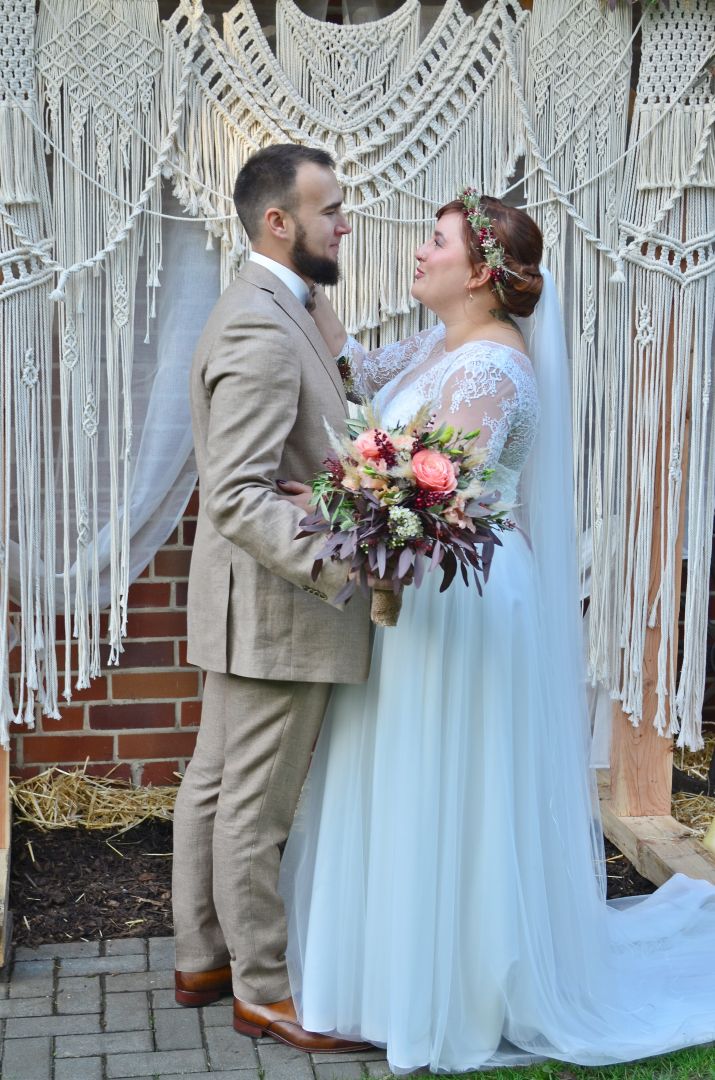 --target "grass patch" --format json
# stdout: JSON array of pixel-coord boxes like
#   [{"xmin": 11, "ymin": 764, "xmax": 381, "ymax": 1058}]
[{"xmin": 374, "ymin": 1044, "xmax": 715, "ymax": 1079}]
